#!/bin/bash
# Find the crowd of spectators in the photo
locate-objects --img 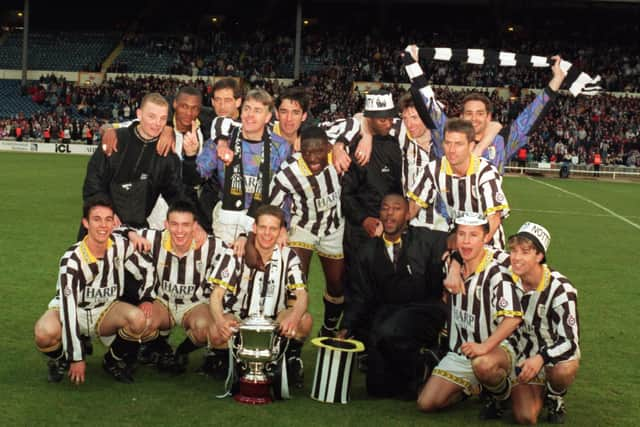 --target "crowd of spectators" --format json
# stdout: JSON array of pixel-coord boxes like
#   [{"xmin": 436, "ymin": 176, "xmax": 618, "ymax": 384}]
[{"xmin": 3, "ymin": 69, "xmax": 639, "ymax": 168}]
